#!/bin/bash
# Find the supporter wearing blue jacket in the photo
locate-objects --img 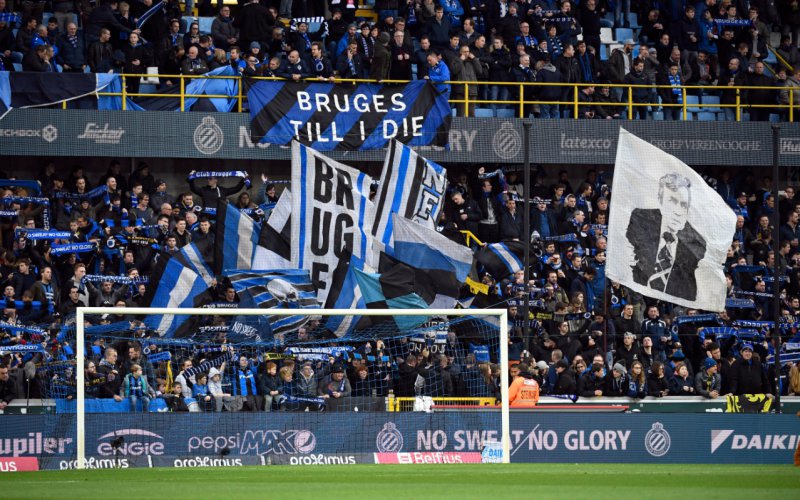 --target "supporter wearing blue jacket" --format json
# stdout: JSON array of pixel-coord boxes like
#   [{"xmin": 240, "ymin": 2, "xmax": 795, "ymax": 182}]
[
  {"xmin": 425, "ymin": 50, "xmax": 451, "ymax": 93},
  {"xmin": 641, "ymin": 305, "xmax": 677, "ymax": 352},
  {"xmin": 55, "ymin": 23, "xmax": 85, "ymax": 72},
  {"xmin": 231, "ymin": 355, "xmax": 259, "ymax": 411}
]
